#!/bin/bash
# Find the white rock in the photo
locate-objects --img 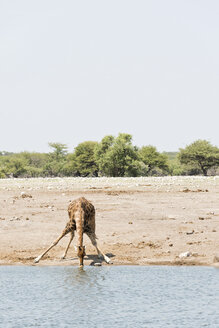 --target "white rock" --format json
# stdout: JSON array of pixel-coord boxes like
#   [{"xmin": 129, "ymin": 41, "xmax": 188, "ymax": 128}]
[
  {"xmin": 94, "ymin": 262, "xmax": 102, "ymax": 266},
  {"xmin": 179, "ymin": 251, "xmax": 191, "ymax": 258}
]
